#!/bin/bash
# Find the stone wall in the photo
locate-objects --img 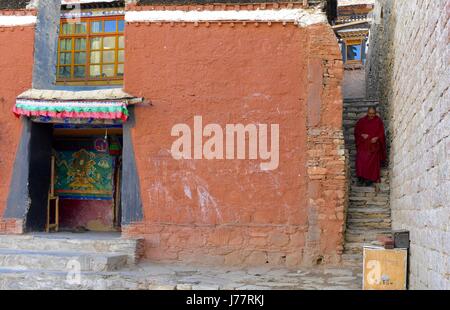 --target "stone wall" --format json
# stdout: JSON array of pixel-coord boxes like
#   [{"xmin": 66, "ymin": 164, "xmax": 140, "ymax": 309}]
[
  {"xmin": 366, "ymin": 0, "xmax": 449, "ymax": 289},
  {"xmin": 123, "ymin": 5, "xmax": 346, "ymax": 267},
  {"xmin": 342, "ymin": 67, "xmax": 366, "ymax": 99}
]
